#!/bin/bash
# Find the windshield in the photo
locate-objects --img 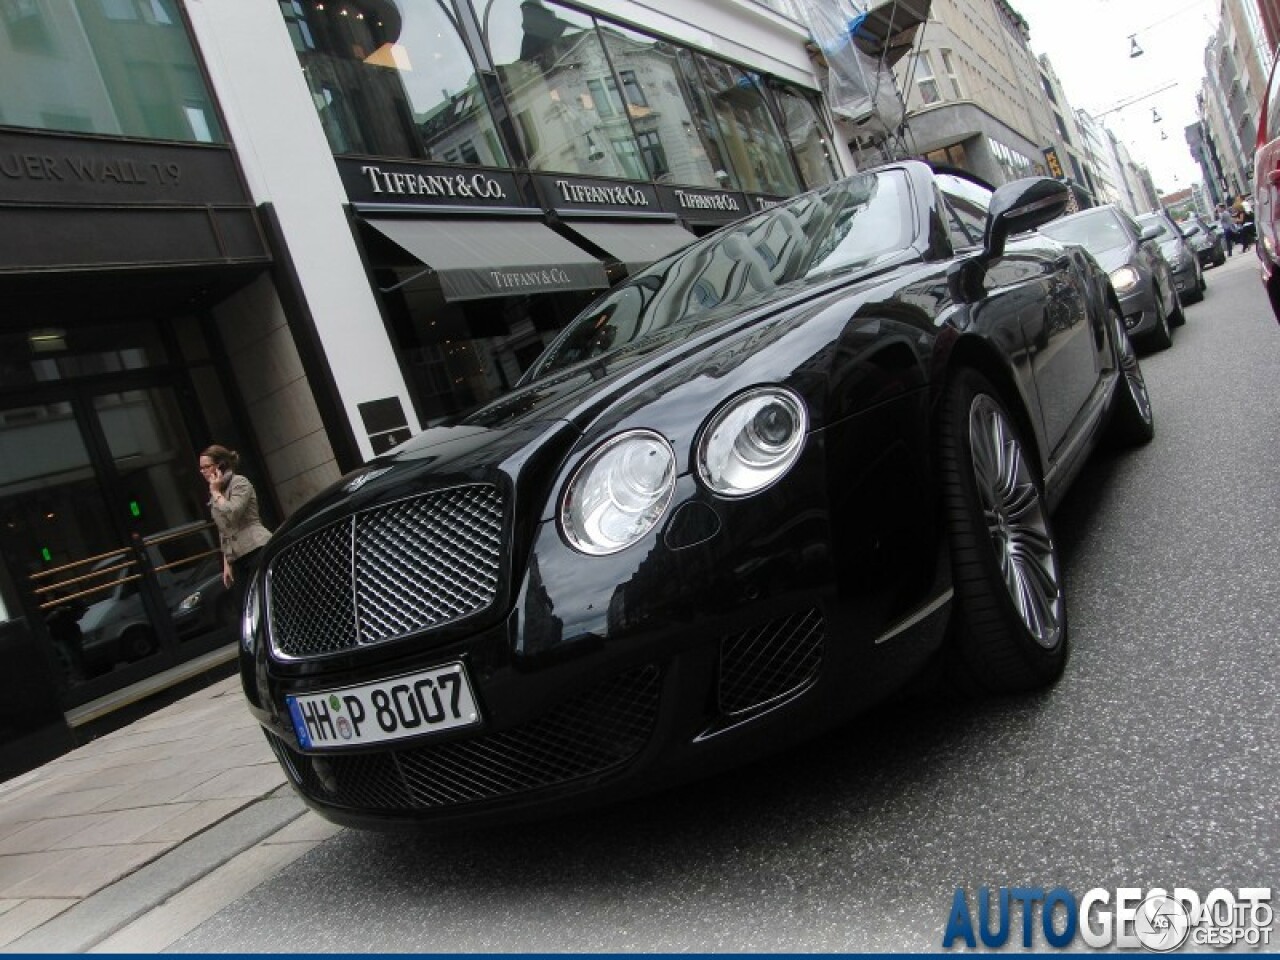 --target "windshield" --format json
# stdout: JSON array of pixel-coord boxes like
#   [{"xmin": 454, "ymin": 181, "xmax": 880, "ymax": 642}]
[
  {"xmin": 1040, "ymin": 210, "xmax": 1132, "ymax": 254},
  {"xmin": 526, "ymin": 170, "xmax": 914, "ymax": 380}
]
